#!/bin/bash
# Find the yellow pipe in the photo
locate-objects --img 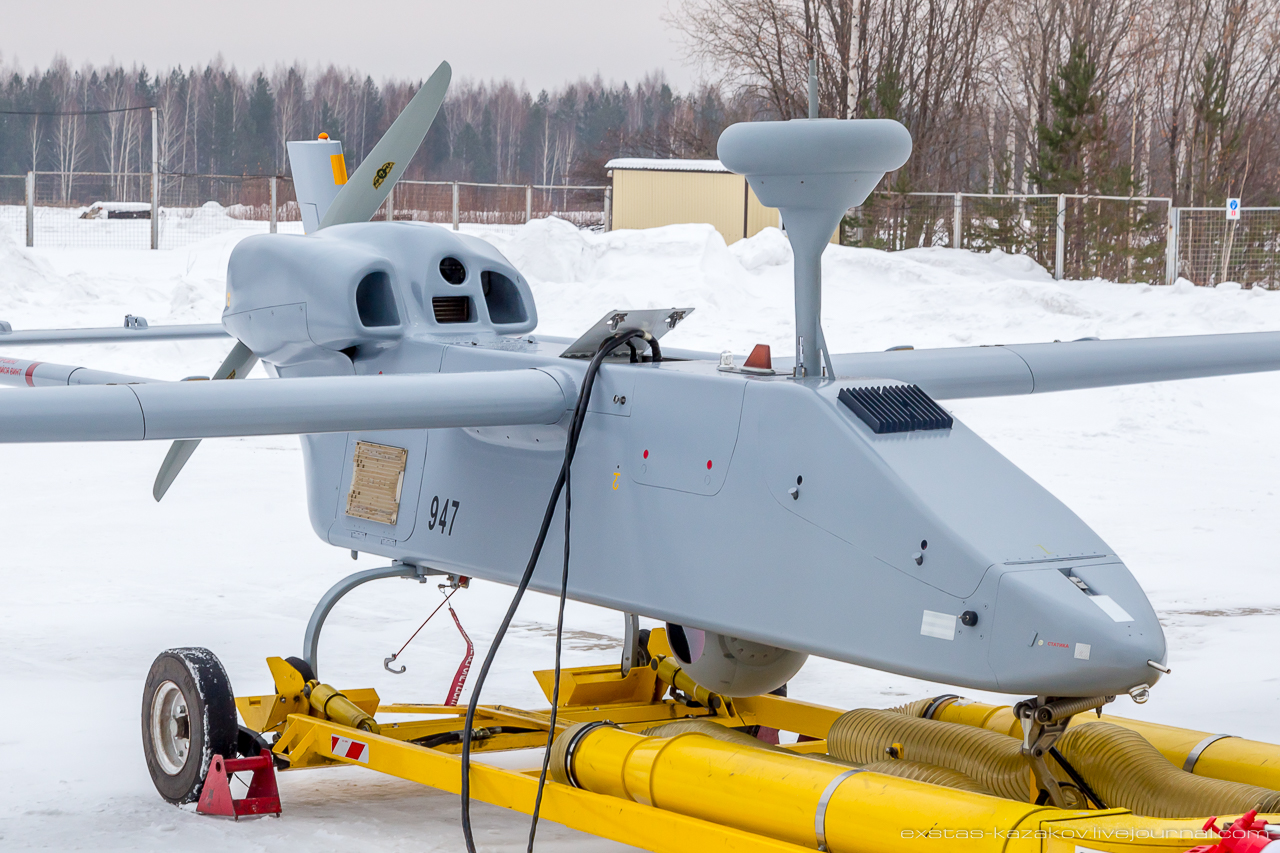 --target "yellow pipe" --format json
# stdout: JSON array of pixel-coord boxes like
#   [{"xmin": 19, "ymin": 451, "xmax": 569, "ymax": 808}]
[
  {"xmin": 555, "ymin": 722, "xmax": 1054, "ymax": 852},
  {"xmin": 928, "ymin": 698, "xmax": 1280, "ymax": 790},
  {"xmin": 1057, "ymin": 722, "xmax": 1280, "ymax": 818},
  {"xmin": 642, "ymin": 719, "xmax": 996, "ymax": 794},
  {"xmin": 552, "ymin": 722, "xmax": 1246, "ymax": 853}
]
